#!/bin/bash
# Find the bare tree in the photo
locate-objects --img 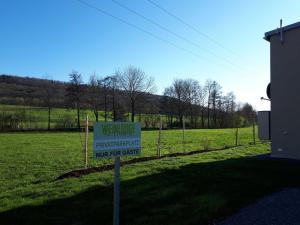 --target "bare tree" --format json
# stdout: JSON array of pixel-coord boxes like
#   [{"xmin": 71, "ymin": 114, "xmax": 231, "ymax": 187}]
[
  {"xmin": 117, "ymin": 66, "xmax": 156, "ymax": 122},
  {"xmin": 104, "ymin": 74, "xmax": 120, "ymax": 121},
  {"xmin": 184, "ymin": 79, "xmax": 201, "ymax": 128},
  {"xmin": 173, "ymin": 79, "xmax": 186, "ymax": 126},
  {"xmin": 210, "ymin": 81, "xmax": 222, "ymax": 128},
  {"xmin": 198, "ymin": 85, "xmax": 207, "ymax": 128},
  {"xmin": 98, "ymin": 76, "xmax": 114, "ymax": 122},
  {"xmin": 66, "ymin": 71, "xmax": 83, "ymax": 130},
  {"xmin": 88, "ymin": 73, "xmax": 102, "ymax": 122},
  {"xmin": 222, "ymin": 92, "xmax": 236, "ymax": 127},
  {"xmin": 217, "ymin": 95, "xmax": 226, "ymax": 128},
  {"xmin": 165, "ymin": 79, "xmax": 203, "ymax": 128},
  {"xmin": 162, "ymin": 87, "xmax": 177, "ymax": 127},
  {"xmin": 204, "ymin": 80, "xmax": 214, "ymax": 128},
  {"xmin": 44, "ymin": 80, "xmax": 55, "ymax": 130}
]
